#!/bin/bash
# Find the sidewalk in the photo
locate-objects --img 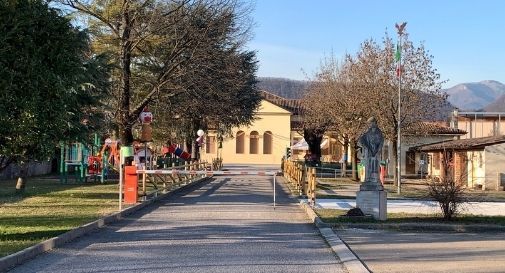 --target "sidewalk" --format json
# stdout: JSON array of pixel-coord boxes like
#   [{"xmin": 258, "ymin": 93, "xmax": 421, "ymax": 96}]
[{"xmin": 316, "ymin": 198, "xmax": 505, "ymax": 216}]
